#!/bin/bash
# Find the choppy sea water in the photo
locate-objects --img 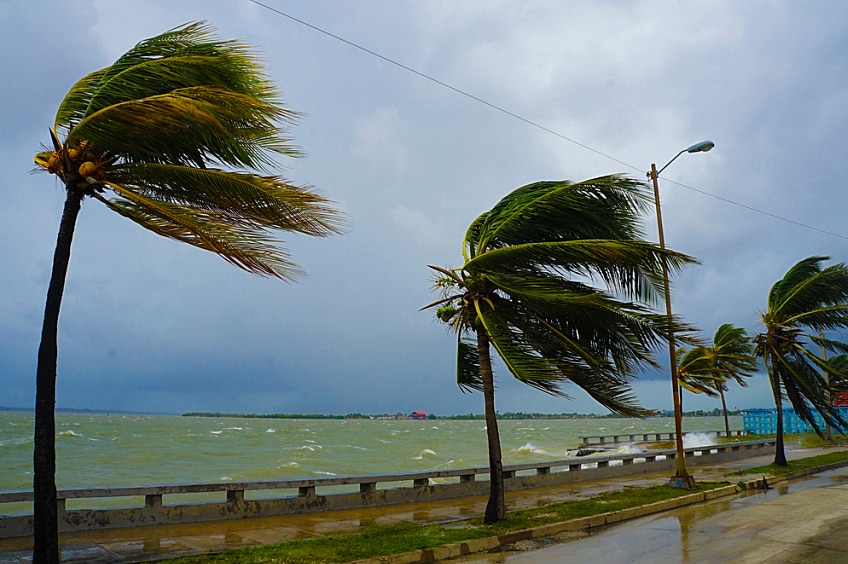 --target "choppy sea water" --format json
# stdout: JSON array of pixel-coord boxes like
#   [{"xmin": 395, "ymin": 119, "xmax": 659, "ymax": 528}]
[{"xmin": 0, "ymin": 411, "xmax": 740, "ymax": 492}]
